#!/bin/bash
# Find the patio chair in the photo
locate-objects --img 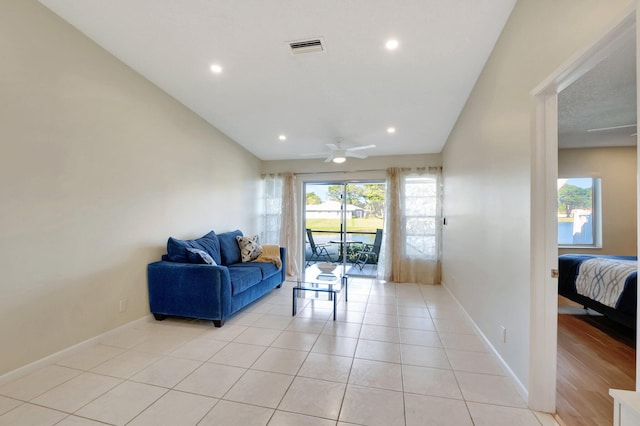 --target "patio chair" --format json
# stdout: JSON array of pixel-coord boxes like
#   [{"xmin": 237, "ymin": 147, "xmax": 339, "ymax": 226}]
[
  {"xmin": 354, "ymin": 229, "xmax": 383, "ymax": 270},
  {"xmin": 306, "ymin": 228, "xmax": 334, "ymax": 266}
]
